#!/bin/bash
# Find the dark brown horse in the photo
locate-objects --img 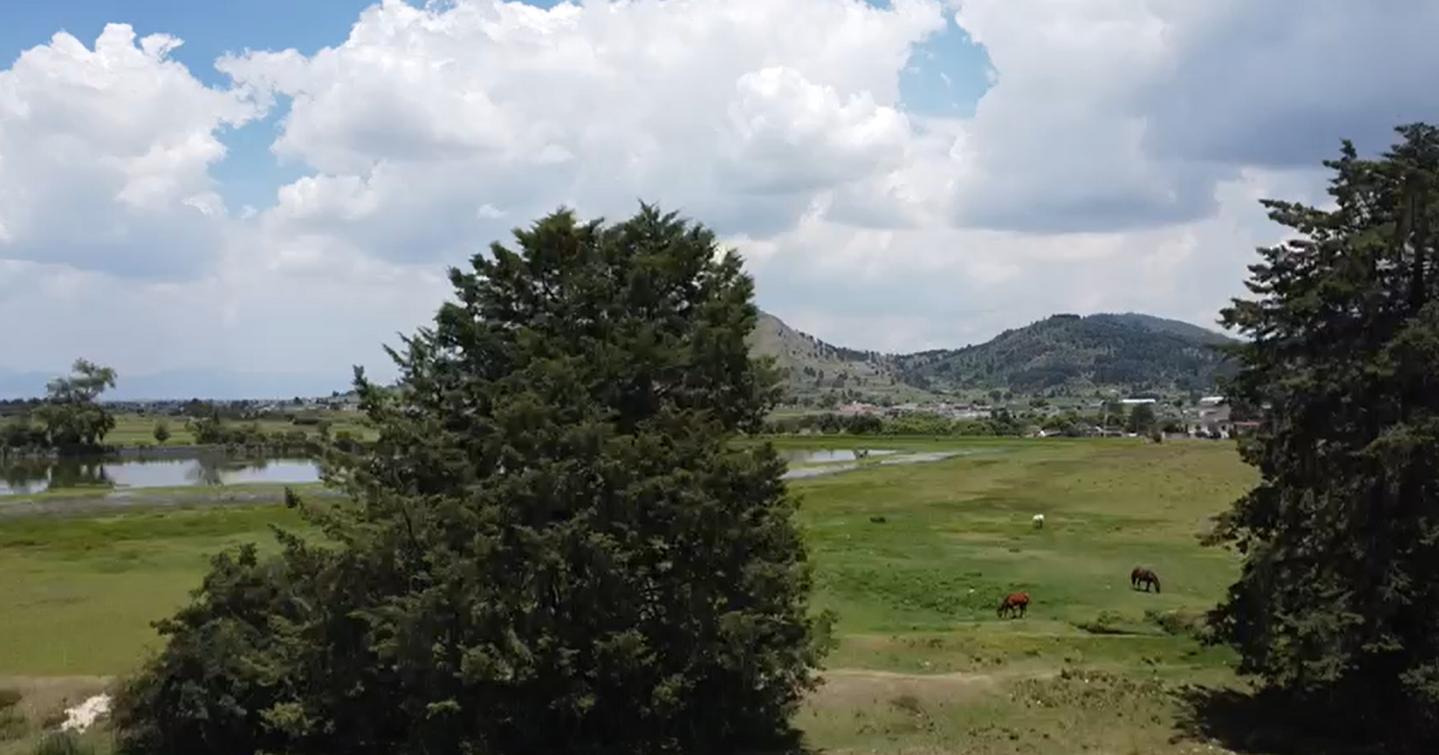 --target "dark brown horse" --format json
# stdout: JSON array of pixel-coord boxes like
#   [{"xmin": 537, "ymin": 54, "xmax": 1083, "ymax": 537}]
[
  {"xmin": 997, "ymin": 591, "xmax": 1030, "ymax": 618},
  {"xmin": 1131, "ymin": 567, "xmax": 1161, "ymax": 593}
]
